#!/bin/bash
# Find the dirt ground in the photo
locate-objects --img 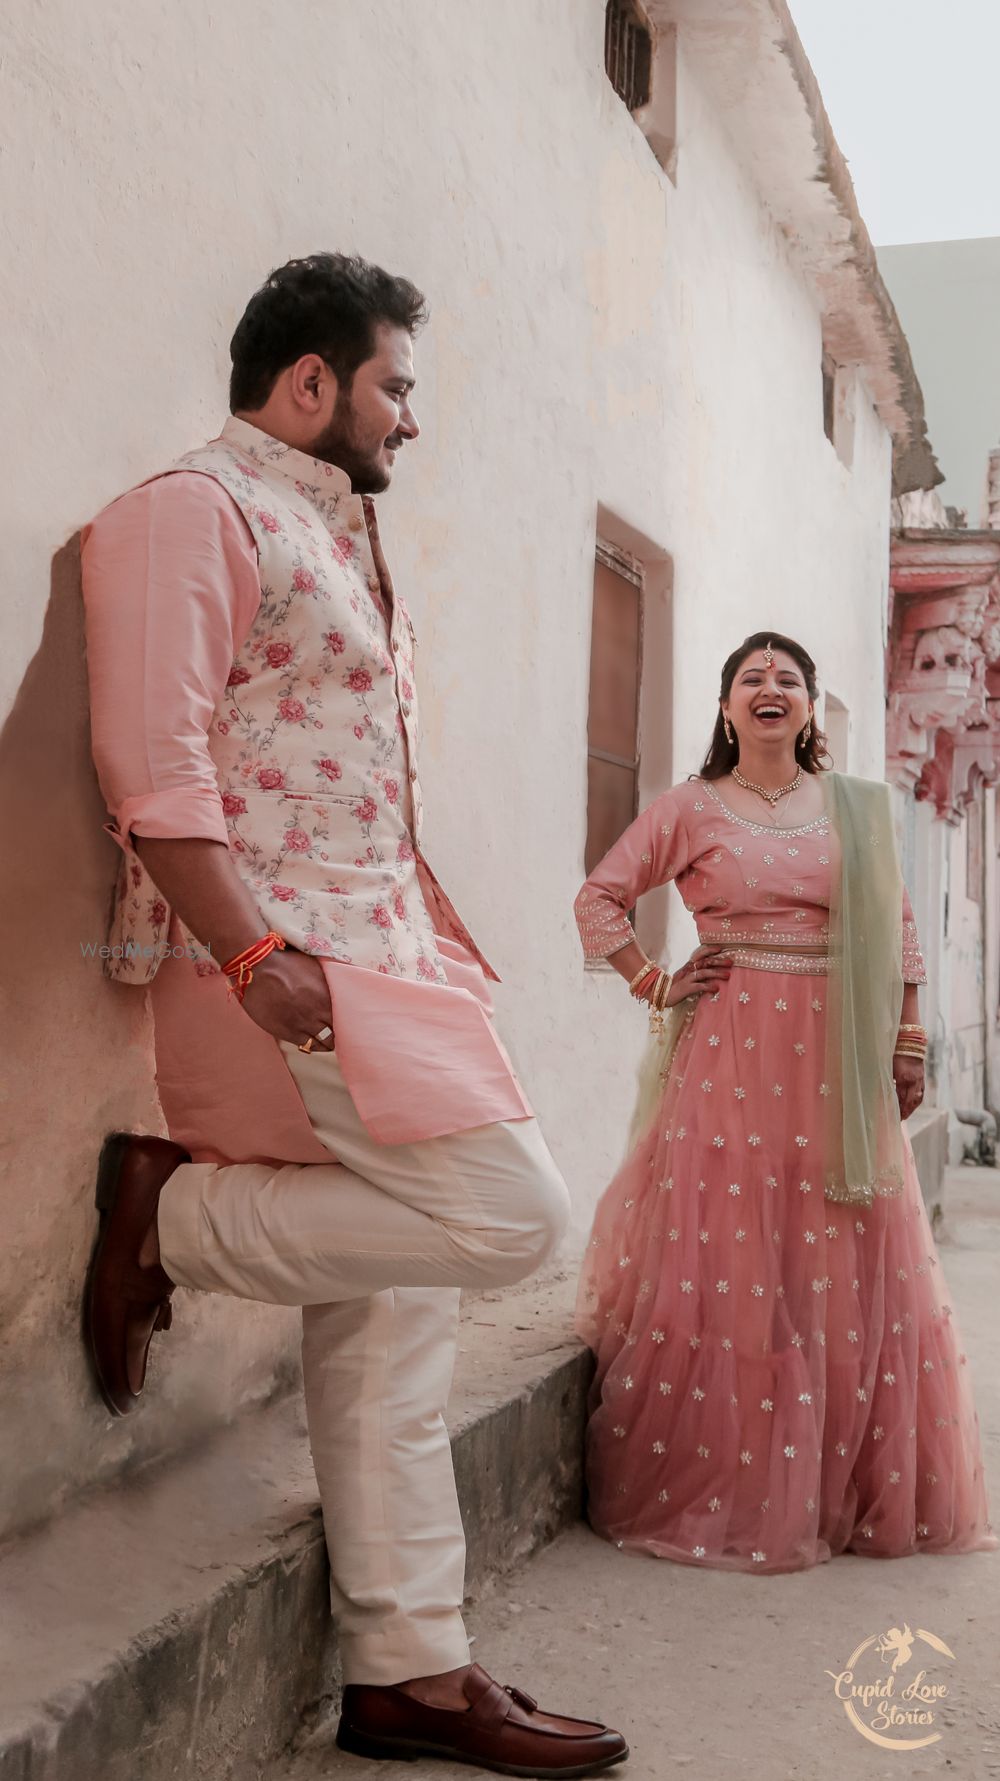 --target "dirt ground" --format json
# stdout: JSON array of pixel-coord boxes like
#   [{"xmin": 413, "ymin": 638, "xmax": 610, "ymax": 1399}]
[{"xmin": 271, "ymin": 1166, "xmax": 1000, "ymax": 1781}]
